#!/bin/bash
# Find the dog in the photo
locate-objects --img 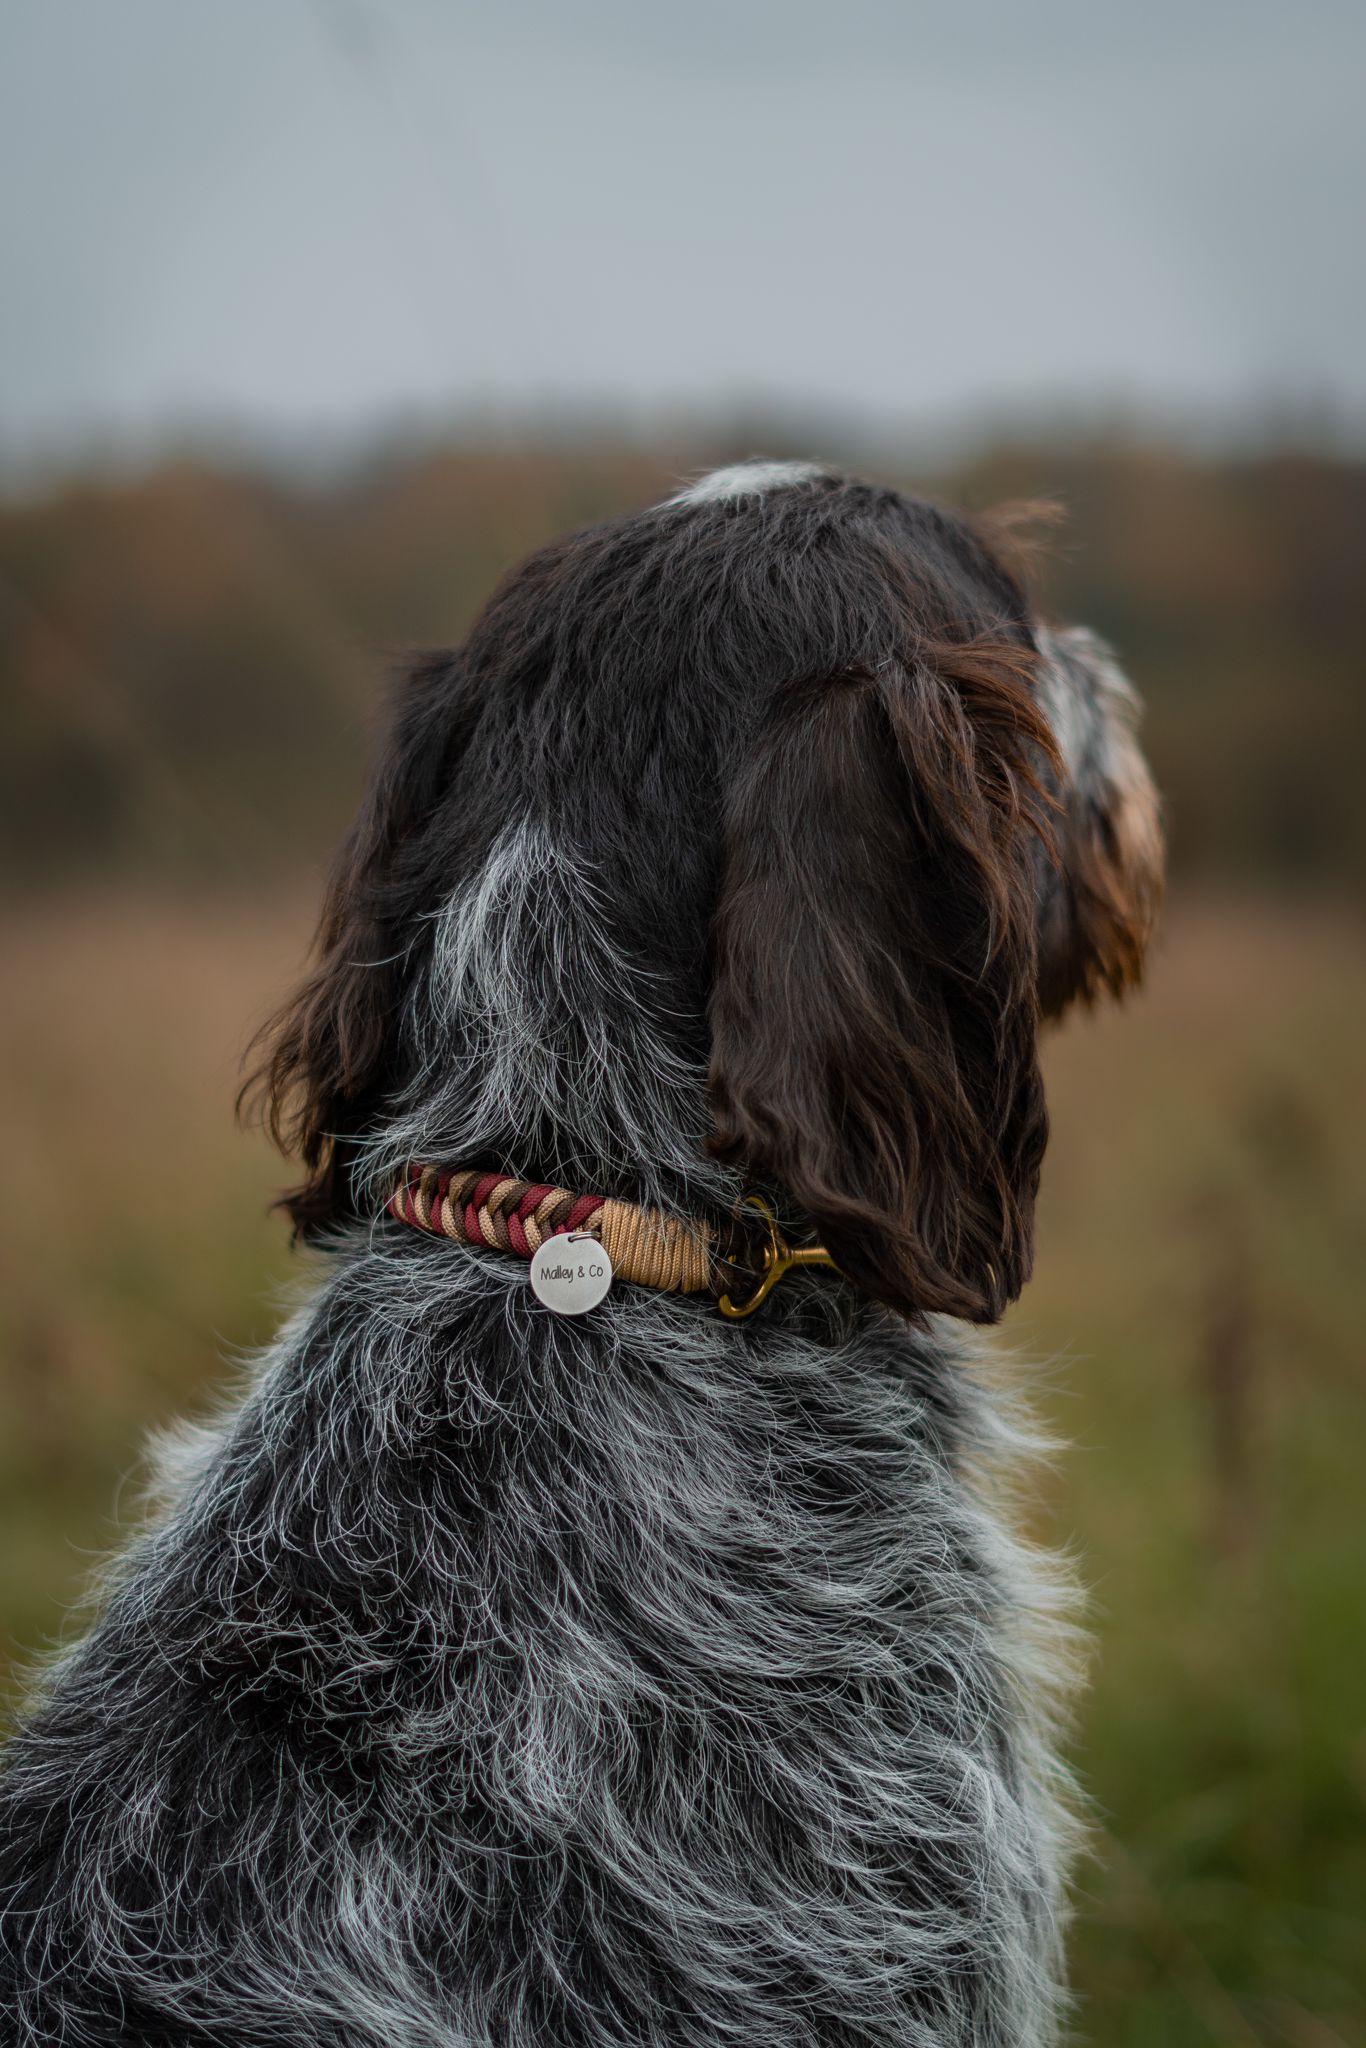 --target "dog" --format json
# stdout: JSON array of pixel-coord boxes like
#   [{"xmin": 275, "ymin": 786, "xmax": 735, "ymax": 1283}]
[{"xmin": 0, "ymin": 460, "xmax": 1162, "ymax": 2047}]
